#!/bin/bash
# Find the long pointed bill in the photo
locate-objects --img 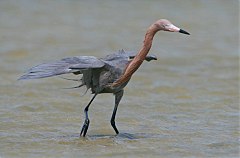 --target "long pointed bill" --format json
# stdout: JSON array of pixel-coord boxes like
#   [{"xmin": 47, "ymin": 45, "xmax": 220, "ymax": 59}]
[
  {"xmin": 168, "ymin": 24, "xmax": 190, "ymax": 35},
  {"xmin": 179, "ymin": 29, "xmax": 190, "ymax": 35}
]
